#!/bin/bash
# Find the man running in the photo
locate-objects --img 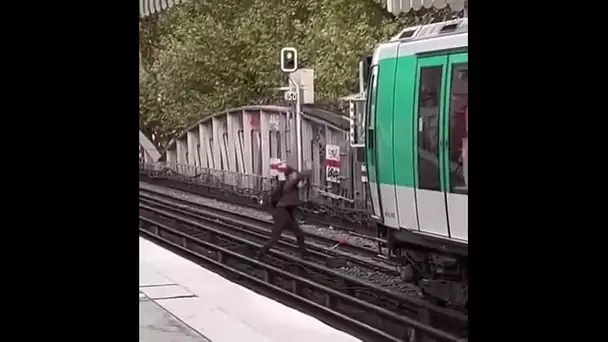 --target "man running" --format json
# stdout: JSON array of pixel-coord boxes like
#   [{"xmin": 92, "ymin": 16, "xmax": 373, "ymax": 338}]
[{"xmin": 257, "ymin": 166, "xmax": 312, "ymax": 259}]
